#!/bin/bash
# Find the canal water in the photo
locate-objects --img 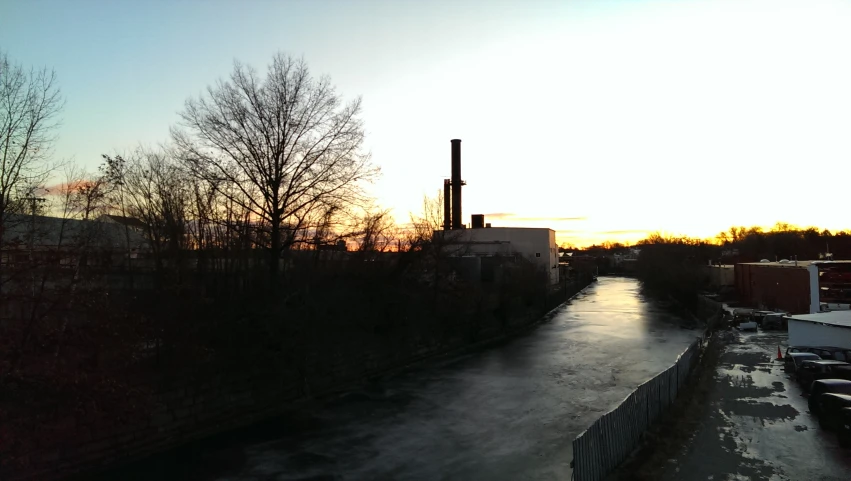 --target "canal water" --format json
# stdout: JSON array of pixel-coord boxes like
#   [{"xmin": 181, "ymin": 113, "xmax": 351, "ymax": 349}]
[{"xmin": 108, "ymin": 276, "xmax": 702, "ymax": 481}]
